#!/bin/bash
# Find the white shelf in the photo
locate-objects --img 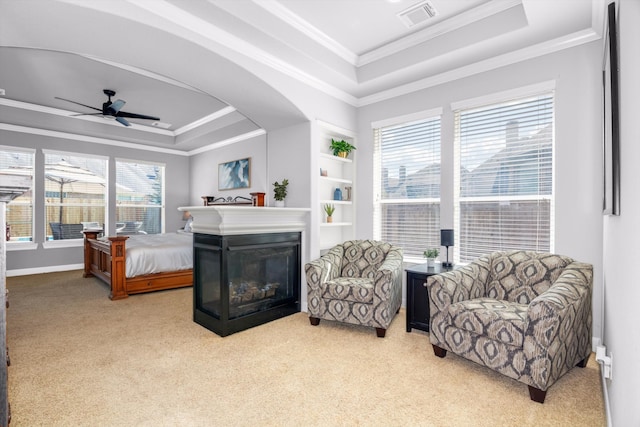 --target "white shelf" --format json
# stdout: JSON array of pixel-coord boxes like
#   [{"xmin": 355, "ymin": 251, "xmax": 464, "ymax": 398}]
[
  {"xmin": 320, "ymin": 152, "xmax": 352, "ymax": 163},
  {"xmin": 320, "ymin": 222, "xmax": 352, "ymax": 227},
  {"xmin": 319, "ymin": 176, "xmax": 352, "ymax": 185},
  {"xmin": 320, "ymin": 199, "xmax": 352, "ymax": 205}
]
